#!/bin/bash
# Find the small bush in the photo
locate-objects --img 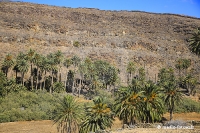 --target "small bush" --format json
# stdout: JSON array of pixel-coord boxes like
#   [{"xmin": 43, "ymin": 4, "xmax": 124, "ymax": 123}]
[
  {"xmin": 73, "ymin": 41, "xmax": 80, "ymax": 47},
  {"xmin": 174, "ymin": 98, "xmax": 200, "ymax": 113}
]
